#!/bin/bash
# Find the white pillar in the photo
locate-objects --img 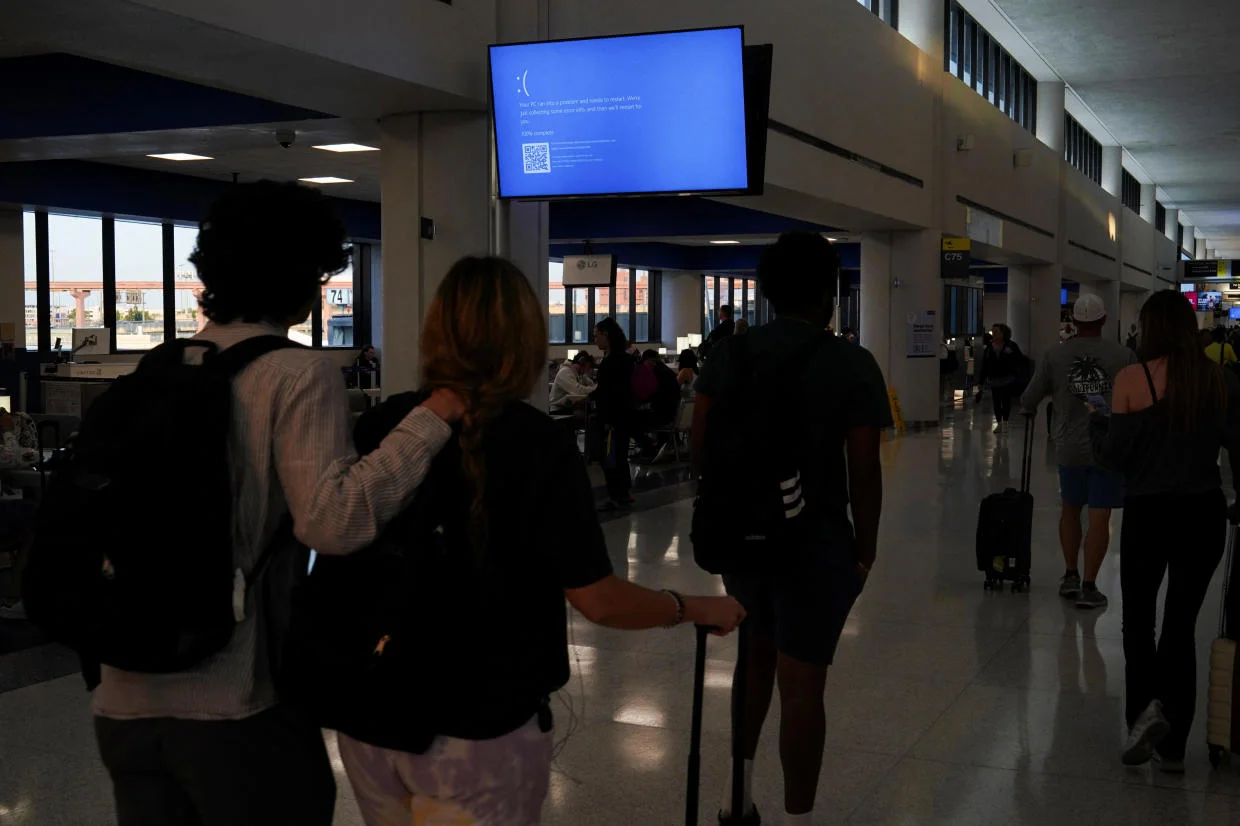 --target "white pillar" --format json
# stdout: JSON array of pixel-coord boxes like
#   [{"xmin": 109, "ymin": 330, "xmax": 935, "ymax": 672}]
[
  {"xmin": 661, "ymin": 271, "xmax": 702, "ymax": 347},
  {"xmin": 1183, "ymin": 223, "xmax": 1195, "ymax": 254},
  {"xmin": 1164, "ymin": 208, "xmax": 1179, "ymax": 242},
  {"xmin": 1029, "ymin": 264, "xmax": 1062, "ymax": 362},
  {"xmin": 1196, "ymin": 238, "xmax": 1208, "ymax": 260},
  {"xmin": 1140, "ymin": 184, "xmax": 1156, "ymax": 225},
  {"xmin": 897, "ymin": 0, "xmax": 945, "ymax": 64},
  {"xmin": 0, "ymin": 210, "xmax": 24, "ymax": 350},
  {"xmin": 1101, "ymin": 146, "xmax": 1123, "ymax": 198},
  {"xmin": 379, "ymin": 112, "xmax": 492, "ymax": 395},
  {"xmin": 1036, "ymin": 82, "xmax": 1066, "ymax": 154},
  {"xmin": 1006, "ymin": 269, "xmax": 1030, "ymax": 351},
  {"xmin": 861, "ymin": 230, "xmax": 940, "ymax": 424}
]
